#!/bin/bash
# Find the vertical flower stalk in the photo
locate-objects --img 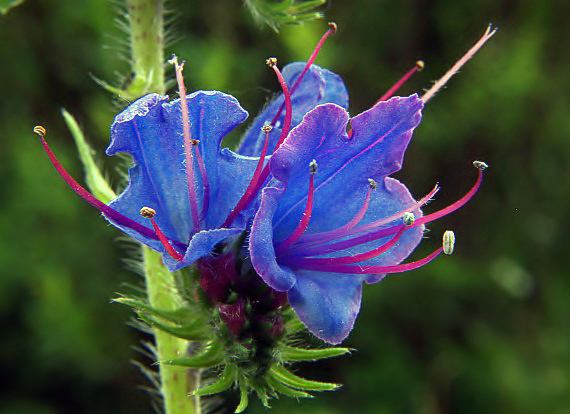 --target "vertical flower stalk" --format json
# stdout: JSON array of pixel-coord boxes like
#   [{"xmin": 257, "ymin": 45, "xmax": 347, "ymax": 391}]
[
  {"xmin": 126, "ymin": 0, "xmax": 165, "ymax": 95},
  {"xmin": 127, "ymin": 1, "xmax": 196, "ymax": 413}
]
